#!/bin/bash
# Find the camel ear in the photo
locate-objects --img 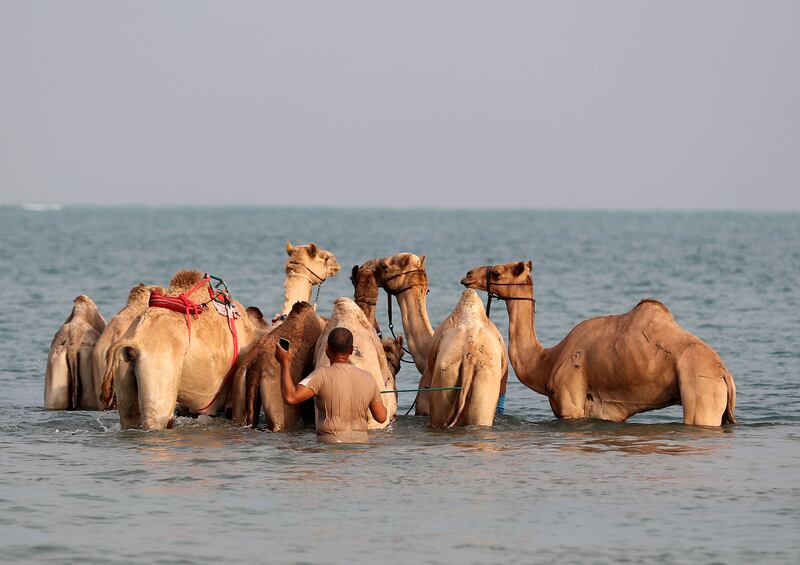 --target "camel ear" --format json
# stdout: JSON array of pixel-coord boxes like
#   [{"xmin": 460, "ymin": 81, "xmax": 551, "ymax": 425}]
[
  {"xmin": 350, "ymin": 265, "xmax": 359, "ymax": 284},
  {"xmin": 513, "ymin": 261, "xmax": 526, "ymax": 277},
  {"xmin": 420, "ymin": 255, "xmax": 426, "ymax": 266},
  {"xmin": 308, "ymin": 242, "xmax": 318, "ymax": 257},
  {"xmin": 527, "ymin": 260, "xmax": 533, "ymax": 272},
  {"xmin": 286, "ymin": 241, "xmax": 295, "ymax": 255}
]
